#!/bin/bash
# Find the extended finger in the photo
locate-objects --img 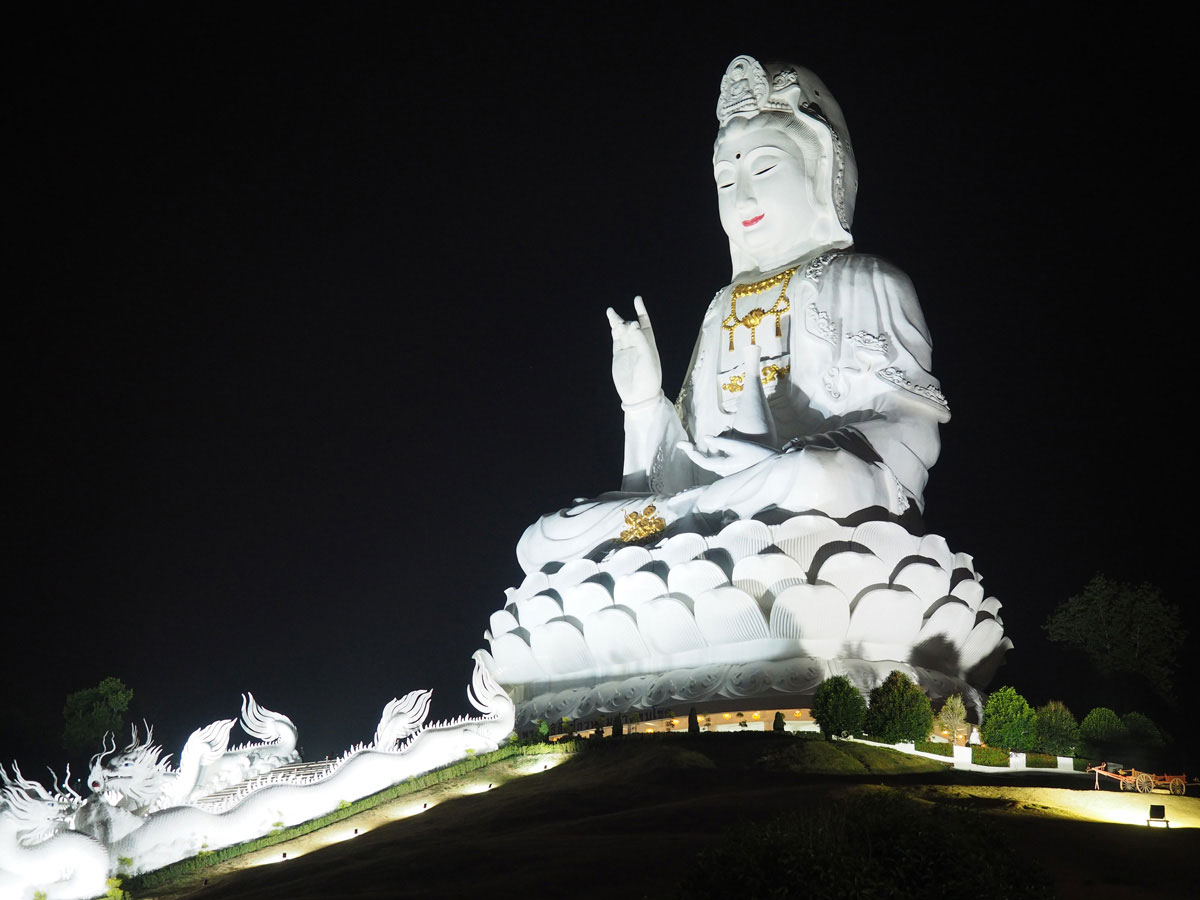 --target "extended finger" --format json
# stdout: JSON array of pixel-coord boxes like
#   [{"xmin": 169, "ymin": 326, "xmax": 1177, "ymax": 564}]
[
  {"xmin": 606, "ymin": 307, "xmax": 626, "ymax": 329},
  {"xmin": 634, "ymin": 295, "xmax": 658, "ymax": 352}
]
